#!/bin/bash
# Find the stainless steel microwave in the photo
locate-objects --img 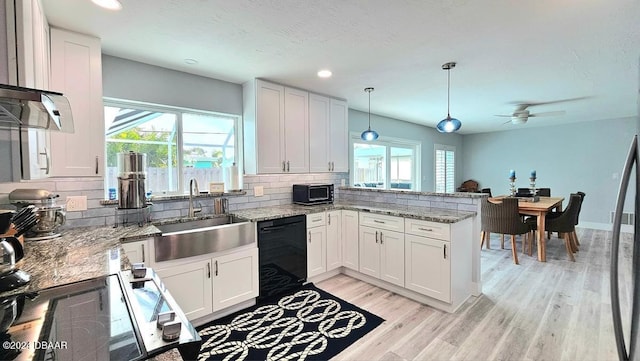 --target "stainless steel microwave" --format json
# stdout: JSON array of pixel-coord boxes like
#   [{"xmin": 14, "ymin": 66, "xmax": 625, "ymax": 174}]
[{"xmin": 293, "ymin": 183, "xmax": 334, "ymax": 205}]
